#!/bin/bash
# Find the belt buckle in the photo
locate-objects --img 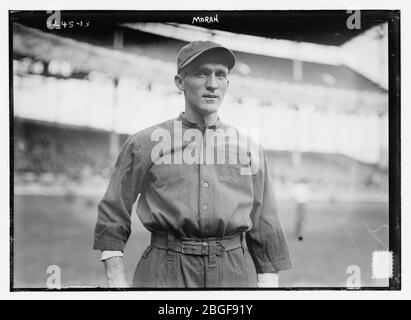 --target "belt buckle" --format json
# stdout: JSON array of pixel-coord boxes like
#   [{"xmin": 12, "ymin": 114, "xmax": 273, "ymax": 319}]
[
  {"xmin": 181, "ymin": 241, "xmax": 194, "ymax": 254},
  {"xmin": 181, "ymin": 244, "xmax": 187, "ymax": 254},
  {"xmin": 181, "ymin": 240, "xmax": 205, "ymax": 254}
]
